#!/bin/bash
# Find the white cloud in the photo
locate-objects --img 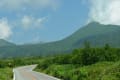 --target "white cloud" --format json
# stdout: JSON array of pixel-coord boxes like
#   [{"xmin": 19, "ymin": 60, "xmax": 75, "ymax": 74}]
[
  {"xmin": 21, "ymin": 15, "xmax": 46, "ymax": 29},
  {"xmin": 22, "ymin": 16, "xmax": 32, "ymax": 29},
  {"xmin": 0, "ymin": 0, "xmax": 59, "ymax": 11},
  {"xmin": 89, "ymin": 0, "xmax": 120, "ymax": 25},
  {"xmin": 0, "ymin": 18, "xmax": 12, "ymax": 39}
]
